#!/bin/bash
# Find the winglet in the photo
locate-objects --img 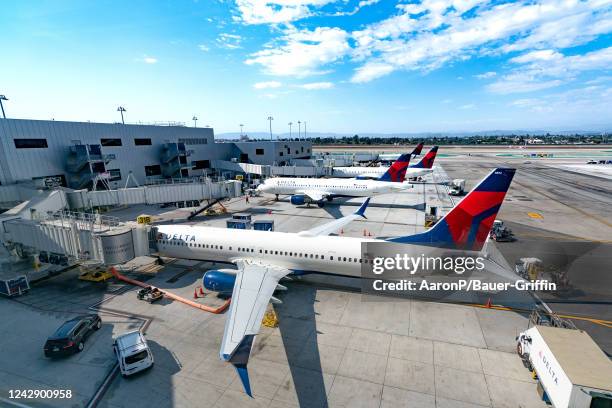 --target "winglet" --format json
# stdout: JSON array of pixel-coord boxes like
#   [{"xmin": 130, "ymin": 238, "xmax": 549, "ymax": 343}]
[
  {"xmin": 225, "ymin": 334, "xmax": 256, "ymax": 397},
  {"xmin": 234, "ymin": 364, "xmax": 253, "ymax": 397},
  {"xmin": 354, "ymin": 197, "xmax": 370, "ymax": 219}
]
